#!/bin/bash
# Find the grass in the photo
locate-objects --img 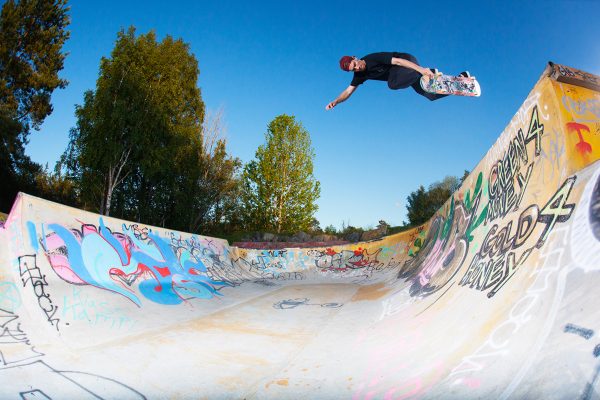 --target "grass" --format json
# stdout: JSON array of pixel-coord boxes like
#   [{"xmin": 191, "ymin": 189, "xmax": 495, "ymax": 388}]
[
  {"xmin": 213, "ymin": 231, "xmax": 251, "ymax": 244},
  {"xmin": 387, "ymin": 225, "xmax": 417, "ymax": 235}
]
